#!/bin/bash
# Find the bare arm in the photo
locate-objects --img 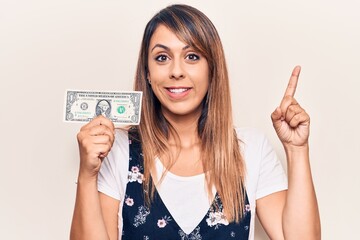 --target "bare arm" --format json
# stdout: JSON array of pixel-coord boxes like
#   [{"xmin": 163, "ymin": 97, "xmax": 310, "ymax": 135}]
[
  {"xmin": 70, "ymin": 178, "xmax": 110, "ymax": 240},
  {"xmin": 258, "ymin": 66, "xmax": 321, "ymax": 239},
  {"xmin": 70, "ymin": 116, "xmax": 119, "ymax": 240},
  {"xmin": 282, "ymin": 144, "xmax": 320, "ymax": 239},
  {"xmin": 99, "ymin": 192, "xmax": 120, "ymax": 239},
  {"xmin": 257, "ymin": 191, "xmax": 286, "ymax": 239},
  {"xmin": 257, "ymin": 148, "xmax": 320, "ymax": 239}
]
